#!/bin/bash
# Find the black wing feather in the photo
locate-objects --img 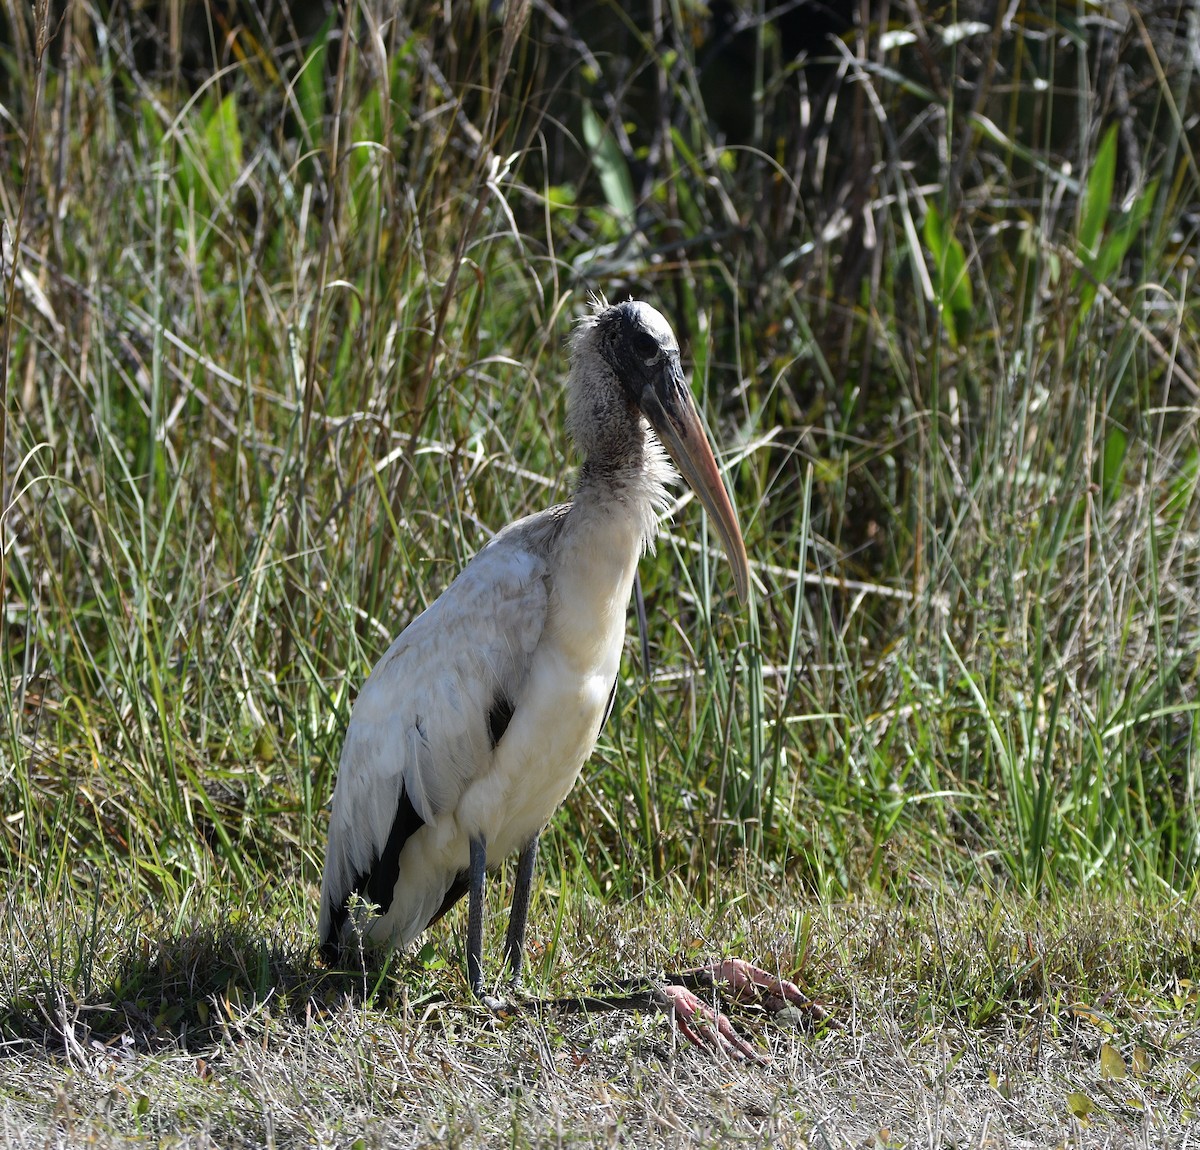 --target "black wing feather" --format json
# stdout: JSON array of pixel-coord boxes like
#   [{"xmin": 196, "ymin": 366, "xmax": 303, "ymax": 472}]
[
  {"xmin": 320, "ymin": 787, "xmax": 425, "ymax": 962},
  {"xmin": 488, "ymin": 692, "xmax": 515, "ymax": 748}
]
